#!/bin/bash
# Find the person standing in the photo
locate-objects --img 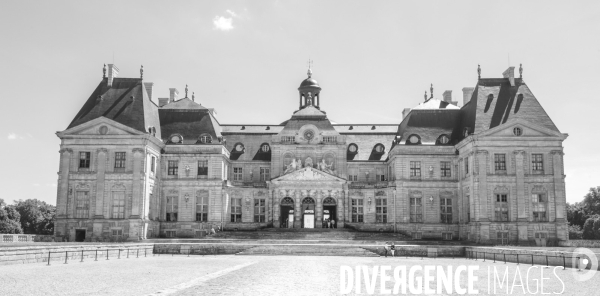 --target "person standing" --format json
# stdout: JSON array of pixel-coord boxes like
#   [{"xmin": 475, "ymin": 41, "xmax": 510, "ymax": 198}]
[
  {"xmin": 390, "ymin": 243, "xmax": 396, "ymax": 257},
  {"xmin": 331, "ymin": 219, "xmax": 336, "ymax": 229},
  {"xmin": 383, "ymin": 242, "xmax": 390, "ymax": 257},
  {"xmin": 327, "ymin": 219, "xmax": 331, "ymax": 229}
]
